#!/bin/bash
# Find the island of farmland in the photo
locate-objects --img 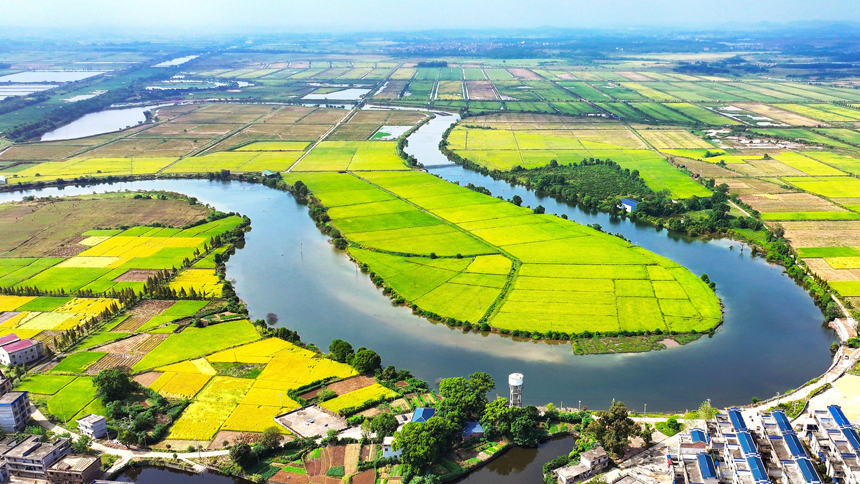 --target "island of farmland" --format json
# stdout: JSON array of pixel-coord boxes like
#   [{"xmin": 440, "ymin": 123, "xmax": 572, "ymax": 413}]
[{"xmin": 282, "ymin": 169, "xmax": 721, "ymax": 338}]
